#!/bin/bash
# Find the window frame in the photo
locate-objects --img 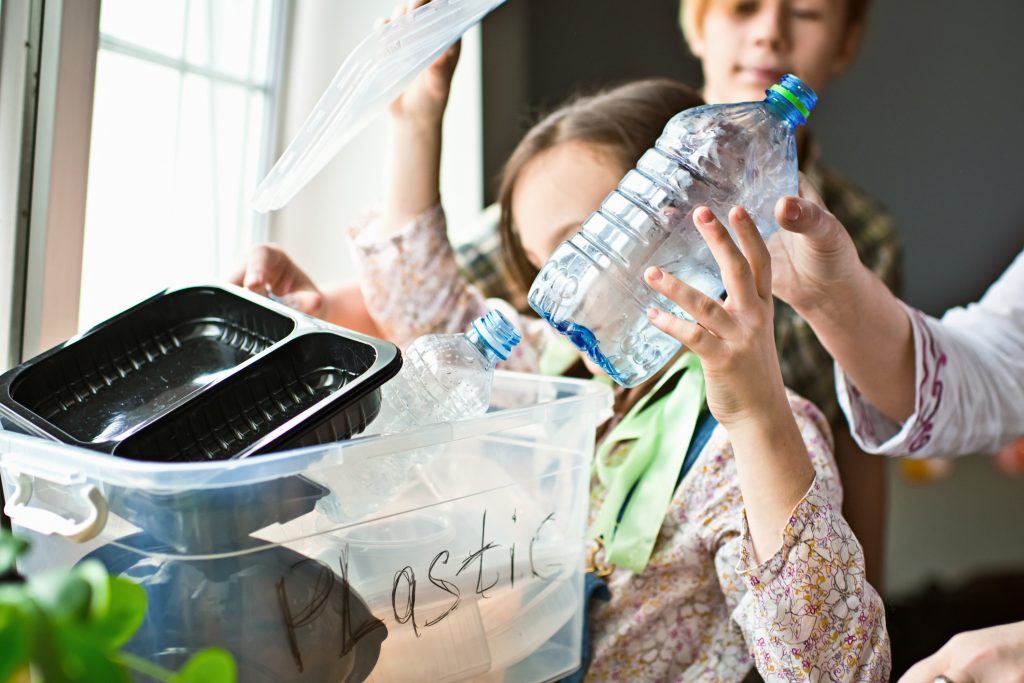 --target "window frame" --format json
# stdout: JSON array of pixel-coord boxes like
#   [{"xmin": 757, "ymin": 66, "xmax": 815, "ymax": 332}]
[
  {"xmin": 9, "ymin": 0, "xmax": 289, "ymax": 362},
  {"xmin": 19, "ymin": 0, "xmax": 101, "ymax": 359},
  {"xmin": 0, "ymin": 0, "xmax": 45, "ymax": 368}
]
